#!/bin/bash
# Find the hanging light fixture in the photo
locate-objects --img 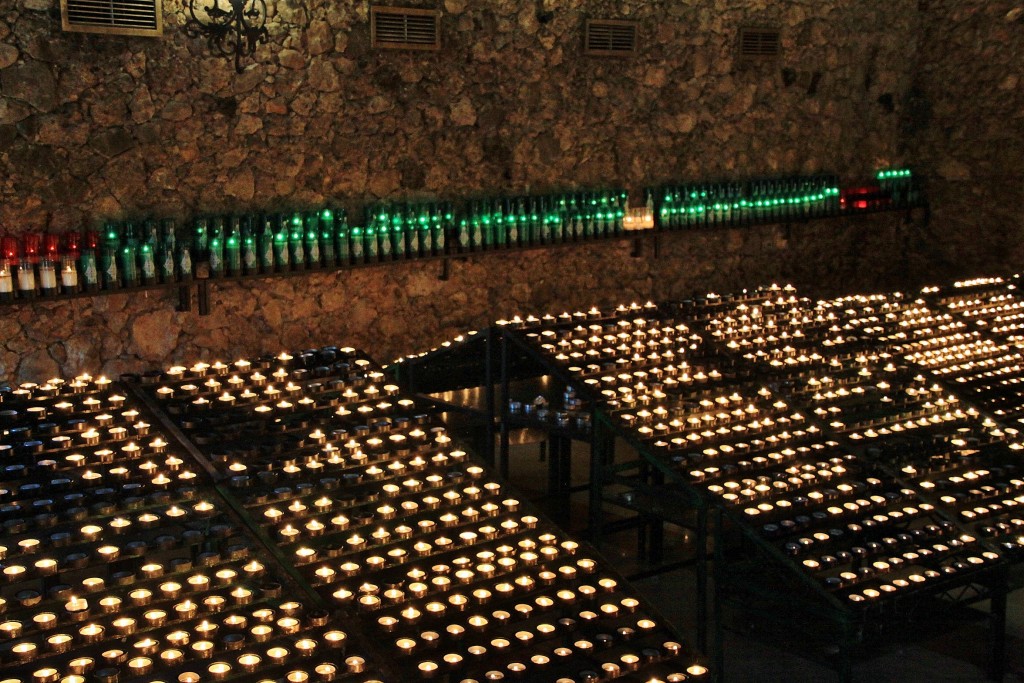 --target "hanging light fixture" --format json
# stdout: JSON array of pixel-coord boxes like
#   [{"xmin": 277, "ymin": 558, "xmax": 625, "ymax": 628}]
[{"xmin": 184, "ymin": 0, "xmax": 270, "ymax": 73}]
